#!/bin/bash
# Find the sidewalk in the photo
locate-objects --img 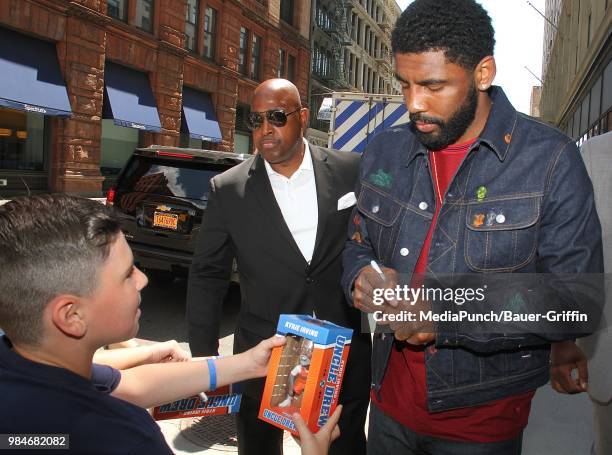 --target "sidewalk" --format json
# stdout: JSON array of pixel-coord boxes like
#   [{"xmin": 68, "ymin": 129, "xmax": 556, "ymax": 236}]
[{"xmin": 156, "ymin": 334, "xmax": 302, "ymax": 455}]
